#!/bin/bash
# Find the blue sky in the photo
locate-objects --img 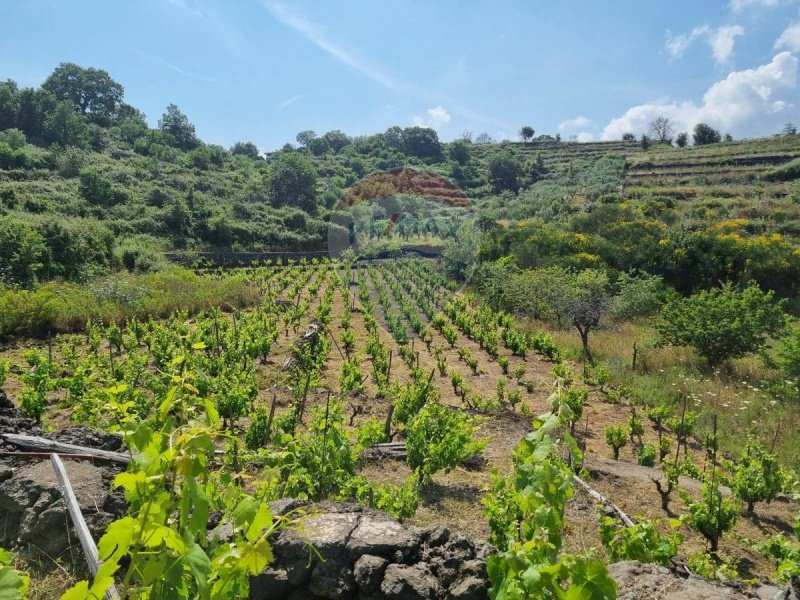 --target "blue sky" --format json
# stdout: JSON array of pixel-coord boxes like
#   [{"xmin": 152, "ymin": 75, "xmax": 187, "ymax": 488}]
[{"xmin": 2, "ymin": 0, "xmax": 800, "ymax": 150}]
